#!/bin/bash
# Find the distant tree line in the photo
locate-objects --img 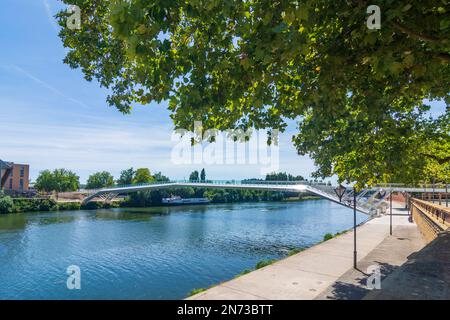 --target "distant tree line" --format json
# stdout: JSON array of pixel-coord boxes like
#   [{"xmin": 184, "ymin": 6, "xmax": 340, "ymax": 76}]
[
  {"xmin": 32, "ymin": 167, "xmax": 170, "ymax": 192},
  {"xmin": 30, "ymin": 167, "xmax": 321, "ymax": 207},
  {"xmin": 123, "ymin": 169, "xmax": 311, "ymax": 207},
  {"xmin": 33, "ymin": 167, "xmax": 327, "ymax": 192}
]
